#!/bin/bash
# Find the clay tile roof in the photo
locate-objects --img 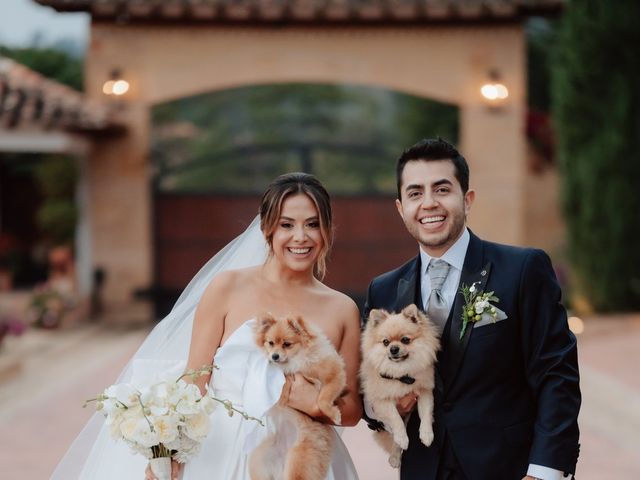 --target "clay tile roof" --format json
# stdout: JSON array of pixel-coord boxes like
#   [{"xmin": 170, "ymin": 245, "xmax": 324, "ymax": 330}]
[
  {"xmin": 0, "ymin": 55, "xmax": 119, "ymax": 132},
  {"xmin": 34, "ymin": 0, "xmax": 564, "ymax": 23}
]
